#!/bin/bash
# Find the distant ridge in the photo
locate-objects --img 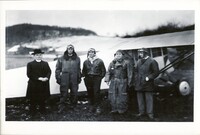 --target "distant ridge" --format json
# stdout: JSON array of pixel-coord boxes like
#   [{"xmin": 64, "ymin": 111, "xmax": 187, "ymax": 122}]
[
  {"xmin": 122, "ymin": 23, "xmax": 194, "ymax": 38},
  {"xmin": 6, "ymin": 23, "xmax": 97, "ymax": 47}
]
